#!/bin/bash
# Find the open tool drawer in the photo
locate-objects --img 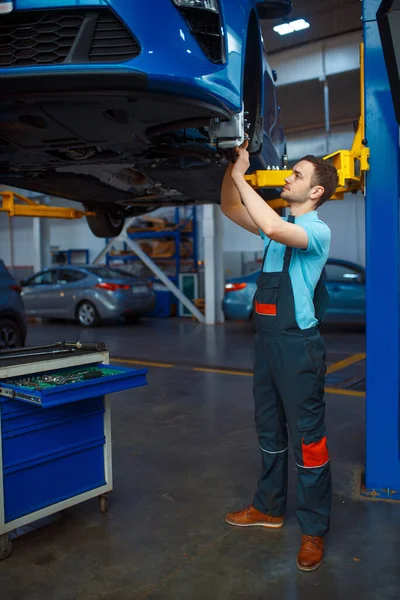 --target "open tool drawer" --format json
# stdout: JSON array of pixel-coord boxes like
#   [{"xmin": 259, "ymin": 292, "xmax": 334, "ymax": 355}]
[
  {"xmin": 0, "ymin": 364, "xmax": 147, "ymax": 408},
  {"xmin": 0, "ymin": 362, "xmax": 148, "ymax": 529}
]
